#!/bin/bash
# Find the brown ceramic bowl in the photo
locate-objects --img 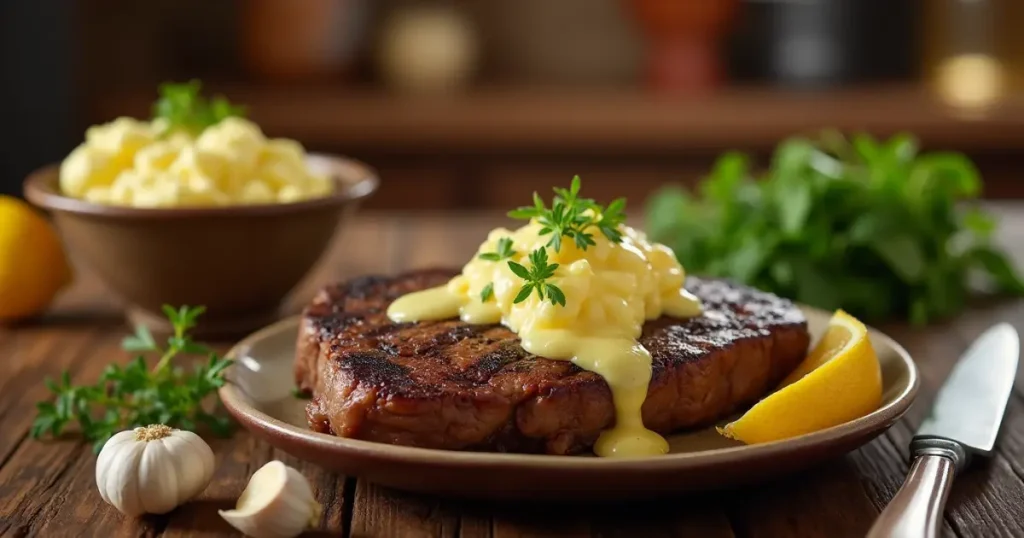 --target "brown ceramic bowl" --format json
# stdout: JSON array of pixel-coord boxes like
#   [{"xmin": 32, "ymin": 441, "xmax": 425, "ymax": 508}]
[{"xmin": 24, "ymin": 154, "xmax": 378, "ymax": 337}]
